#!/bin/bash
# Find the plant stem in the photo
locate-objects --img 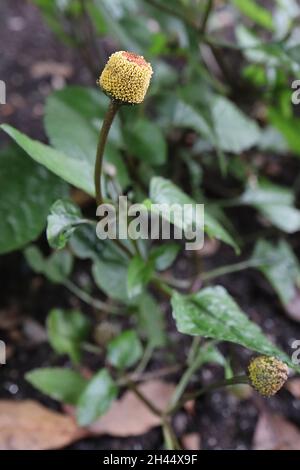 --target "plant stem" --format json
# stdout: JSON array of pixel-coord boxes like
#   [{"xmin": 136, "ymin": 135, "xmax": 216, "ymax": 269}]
[
  {"xmin": 82, "ymin": 342, "xmax": 102, "ymax": 355},
  {"xmin": 124, "ymin": 364, "xmax": 181, "ymax": 384},
  {"xmin": 162, "ymin": 419, "xmax": 181, "ymax": 450},
  {"xmin": 157, "ymin": 274, "xmax": 191, "ymax": 290},
  {"xmin": 94, "ymin": 100, "xmax": 121, "ymax": 207},
  {"xmin": 187, "ymin": 337, "xmax": 201, "ymax": 365},
  {"xmin": 152, "ymin": 277, "xmax": 174, "ymax": 298},
  {"xmin": 200, "ymin": 0, "xmax": 213, "ymax": 35},
  {"xmin": 134, "ymin": 342, "xmax": 154, "ymax": 375},
  {"xmin": 201, "ymin": 258, "xmax": 270, "ymax": 282},
  {"xmin": 126, "ymin": 379, "xmax": 162, "ymax": 417},
  {"xmin": 94, "ymin": 100, "xmax": 134, "ymax": 258},
  {"xmin": 64, "ymin": 279, "xmax": 120, "ymax": 314},
  {"xmin": 167, "ymin": 351, "xmax": 204, "ymax": 412},
  {"xmin": 145, "ymin": 0, "xmax": 196, "ymax": 29},
  {"xmin": 168, "ymin": 375, "xmax": 249, "ymax": 415}
]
